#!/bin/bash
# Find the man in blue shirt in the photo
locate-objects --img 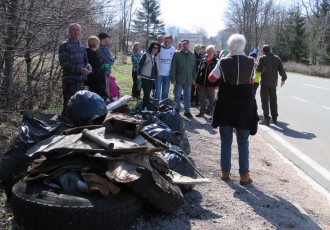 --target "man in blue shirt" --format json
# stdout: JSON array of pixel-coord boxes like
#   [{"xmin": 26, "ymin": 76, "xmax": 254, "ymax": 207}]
[{"xmin": 59, "ymin": 23, "xmax": 91, "ymax": 116}]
